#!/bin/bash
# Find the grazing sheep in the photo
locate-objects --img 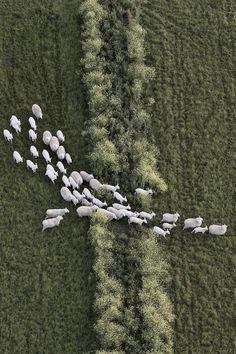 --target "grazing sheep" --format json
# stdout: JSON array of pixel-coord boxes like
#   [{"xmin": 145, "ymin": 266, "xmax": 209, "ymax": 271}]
[
  {"xmin": 30, "ymin": 146, "xmax": 39, "ymax": 158},
  {"xmin": 69, "ymin": 176, "xmax": 79, "ymax": 190},
  {"xmin": 121, "ymin": 209, "xmax": 139, "ymax": 218},
  {"xmin": 57, "ymin": 146, "xmax": 66, "ymax": 160},
  {"xmin": 128, "ymin": 217, "xmax": 147, "ymax": 225},
  {"xmin": 32, "ymin": 104, "xmax": 43, "ymax": 119},
  {"xmin": 82, "ymin": 188, "xmax": 94, "ymax": 200},
  {"xmin": 3, "ymin": 129, "xmax": 13, "ymax": 143},
  {"xmin": 65, "ymin": 153, "xmax": 72, "ymax": 164},
  {"xmin": 46, "ymin": 164, "xmax": 58, "ymax": 177},
  {"xmin": 26, "ymin": 160, "xmax": 38, "ymax": 173},
  {"xmin": 96, "ymin": 208, "xmax": 117, "ymax": 220},
  {"xmin": 45, "ymin": 169, "xmax": 57, "ymax": 183},
  {"xmin": 43, "ymin": 131, "xmax": 52, "ymax": 145},
  {"xmin": 107, "ymin": 207, "xmax": 126, "ymax": 219},
  {"xmin": 113, "ymin": 191, "xmax": 127, "ymax": 204},
  {"xmin": 209, "ymin": 224, "xmax": 228, "ymax": 235},
  {"xmin": 135, "ymin": 188, "xmax": 153, "ymax": 195},
  {"xmin": 139, "ymin": 211, "xmax": 156, "ymax": 220},
  {"xmin": 60, "ymin": 186, "xmax": 73, "ymax": 202},
  {"xmin": 102, "ymin": 184, "xmax": 120, "ymax": 192},
  {"xmin": 42, "ymin": 216, "xmax": 63, "ymax": 232},
  {"xmin": 76, "ymin": 205, "xmax": 98, "ymax": 217},
  {"xmin": 62, "ymin": 175, "xmax": 71, "ymax": 188},
  {"xmin": 56, "ymin": 161, "xmax": 66, "ymax": 174},
  {"xmin": 46, "ymin": 208, "xmax": 69, "ymax": 218},
  {"xmin": 112, "ymin": 203, "xmax": 131, "ymax": 210},
  {"xmin": 192, "ymin": 226, "xmax": 208, "ymax": 234},
  {"xmin": 56, "ymin": 130, "xmax": 65, "ymax": 143},
  {"xmin": 71, "ymin": 195, "xmax": 79, "ymax": 206},
  {"xmin": 73, "ymin": 190, "xmax": 85, "ymax": 201},
  {"xmin": 42, "ymin": 149, "xmax": 52, "ymax": 163},
  {"xmin": 153, "ymin": 226, "xmax": 170, "ymax": 237},
  {"xmin": 29, "ymin": 129, "xmax": 37, "ymax": 142},
  {"xmin": 13, "ymin": 151, "xmax": 23, "ymax": 163},
  {"xmin": 92, "ymin": 197, "xmax": 107, "ymax": 208},
  {"xmin": 49, "ymin": 136, "xmax": 59, "ymax": 152},
  {"xmin": 89, "ymin": 178, "xmax": 103, "ymax": 191},
  {"xmin": 183, "ymin": 217, "xmax": 203, "ymax": 230},
  {"xmin": 70, "ymin": 171, "xmax": 83, "ymax": 186},
  {"xmin": 161, "ymin": 212, "xmax": 180, "ymax": 223},
  {"xmin": 80, "ymin": 171, "xmax": 94, "ymax": 182},
  {"xmin": 10, "ymin": 116, "xmax": 21, "ymax": 134},
  {"xmin": 81, "ymin": 198, "xmax": 92, "ymax": 206},
  {"xmin": 162, "ymin": 222, "xmax": 176, "ymax": 230},
  {"xmin": 28, "ymin": 117, "xmax": 37, "ymax": 130}
]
